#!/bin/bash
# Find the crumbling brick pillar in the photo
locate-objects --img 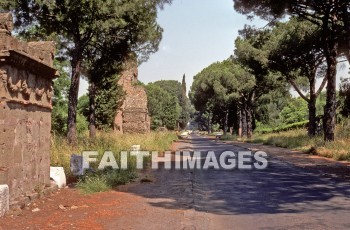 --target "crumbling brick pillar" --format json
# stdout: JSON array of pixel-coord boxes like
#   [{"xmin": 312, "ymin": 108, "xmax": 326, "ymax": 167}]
[
  {"xmin": 0, "ymin": 13, "xmax": 57, "ymax": 204},
  {"xmin": 114, "ymin": 54, "xmax": 150, "ymax": 134}
]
